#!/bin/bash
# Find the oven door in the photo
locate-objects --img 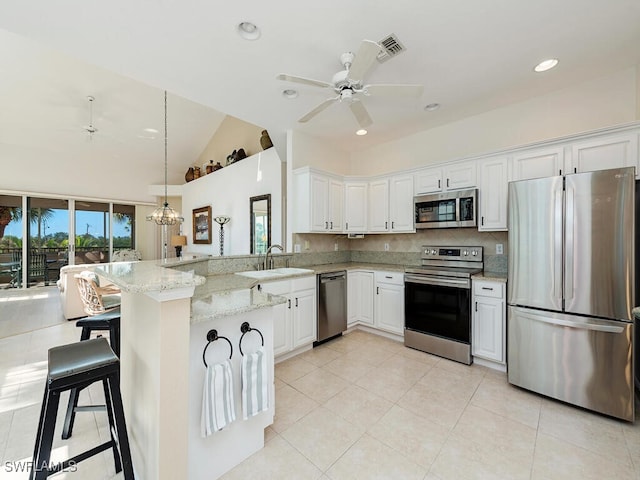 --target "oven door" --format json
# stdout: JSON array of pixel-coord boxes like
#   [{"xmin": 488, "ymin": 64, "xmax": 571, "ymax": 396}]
[{"xmin": 404, "ymin": 274, "xmax": 471, "ymax": 343}]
